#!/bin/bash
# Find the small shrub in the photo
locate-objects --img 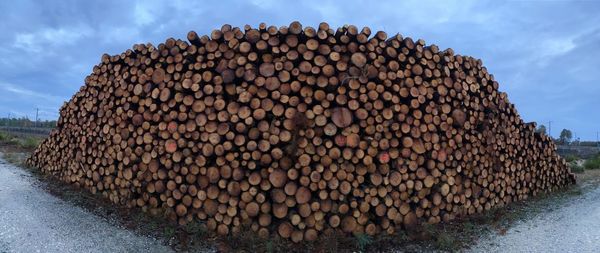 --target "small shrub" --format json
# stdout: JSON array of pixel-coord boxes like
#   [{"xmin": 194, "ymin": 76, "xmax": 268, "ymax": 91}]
[
  {"xmin": 0, "ymin": 131, "xmax": 9, "ymax": 141},
  {"xmin": 21, "ymin": 137, "xmax": 39, "ymax": 149},
  {"xmin": 435, "ymin": 233, "xmax": 456, "ymax": 251},
  {"xmin": 8, "ymin": 137, "xmax": 20, "ymax": 146},
  {"xmin": 265, "ymin": 239, "xmax": 274, "ymax": 253},
  {"xmin": 584, "ymin": 157, "xmax": 600, "ymax": 170},
  {"xmin": 163, "ymin": 226, "xmax": 176, "ymax": 238},
  {"xmin": 355, "ymin": 233, "xmax": 373, "ymax": 252},
  {"xmin": 184, "ymin": 221, "xmax": 206, "ymax": 237},
  {"xmin": 569, "ymin": 161, "xmax": 584, "ymax": 173},
  {"xmin": 564, "ymin": 154, "xmax": 579, "ymax": 163}
]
